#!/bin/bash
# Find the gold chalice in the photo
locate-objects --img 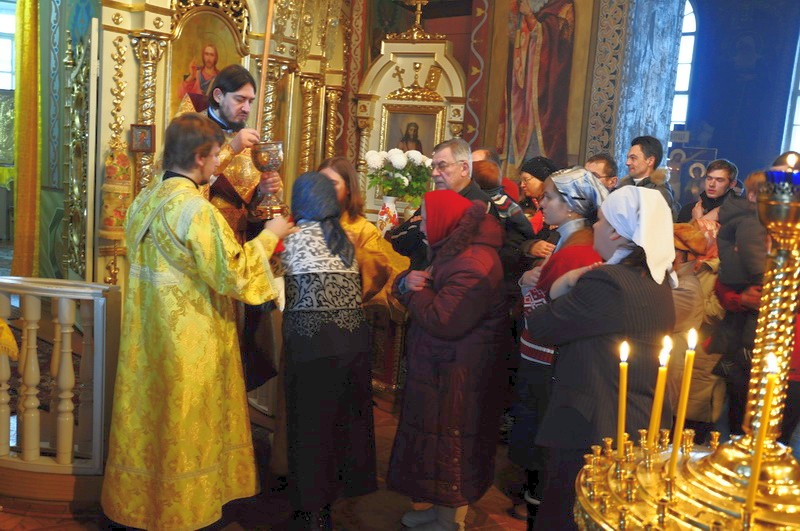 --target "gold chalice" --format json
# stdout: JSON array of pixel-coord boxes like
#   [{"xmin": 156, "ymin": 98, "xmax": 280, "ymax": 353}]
[{"xmin": 250, "ymin": 140, "xmax": 287, "ymax": 220}]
